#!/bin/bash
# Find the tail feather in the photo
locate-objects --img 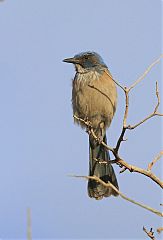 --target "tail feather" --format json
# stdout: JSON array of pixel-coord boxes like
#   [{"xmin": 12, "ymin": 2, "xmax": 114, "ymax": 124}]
[{"xmin": 88, "ymin": 135, "xmax": 119, "ymax": 200}]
